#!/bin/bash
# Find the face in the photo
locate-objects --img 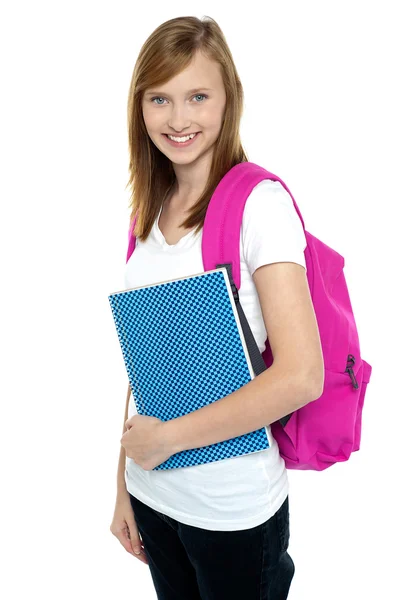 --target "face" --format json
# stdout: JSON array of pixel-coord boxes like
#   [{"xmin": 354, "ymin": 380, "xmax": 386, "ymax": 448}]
[{"xmin": 142, "ymin": 51, "xmax": 226, "ymax": 168}]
